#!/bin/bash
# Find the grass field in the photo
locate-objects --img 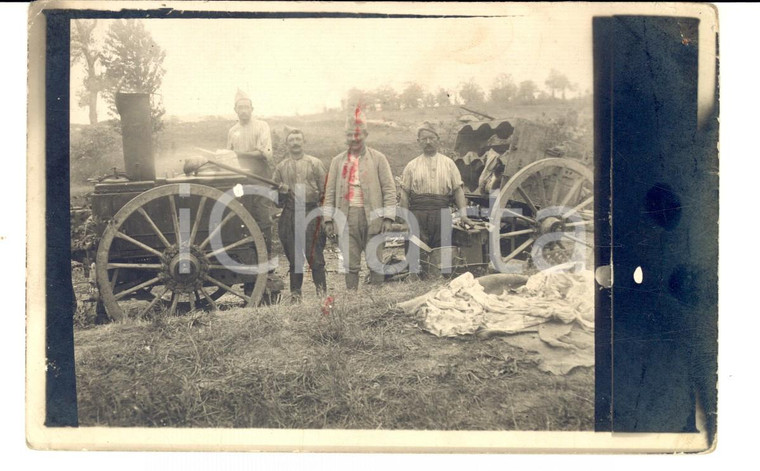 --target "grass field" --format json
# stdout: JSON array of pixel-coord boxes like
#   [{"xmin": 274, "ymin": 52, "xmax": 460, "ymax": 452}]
[
  {"xmin": 74, "ymin": 275, "xmax": 594, "ymax": 430},
  {"xmin": 71, "ymin": 100, "xmax": 594, "ymax": 430}
]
